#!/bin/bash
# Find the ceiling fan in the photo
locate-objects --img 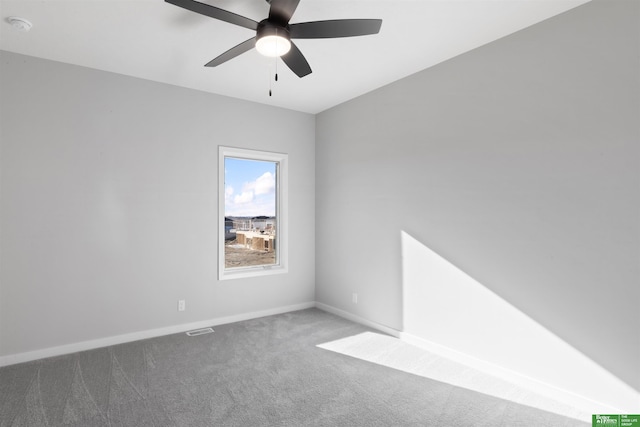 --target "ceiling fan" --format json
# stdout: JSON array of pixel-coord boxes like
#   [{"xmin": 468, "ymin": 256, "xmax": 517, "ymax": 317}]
[{"xmin": 166, "ymin": 0, "xmax": 382, "ymax": 78}]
